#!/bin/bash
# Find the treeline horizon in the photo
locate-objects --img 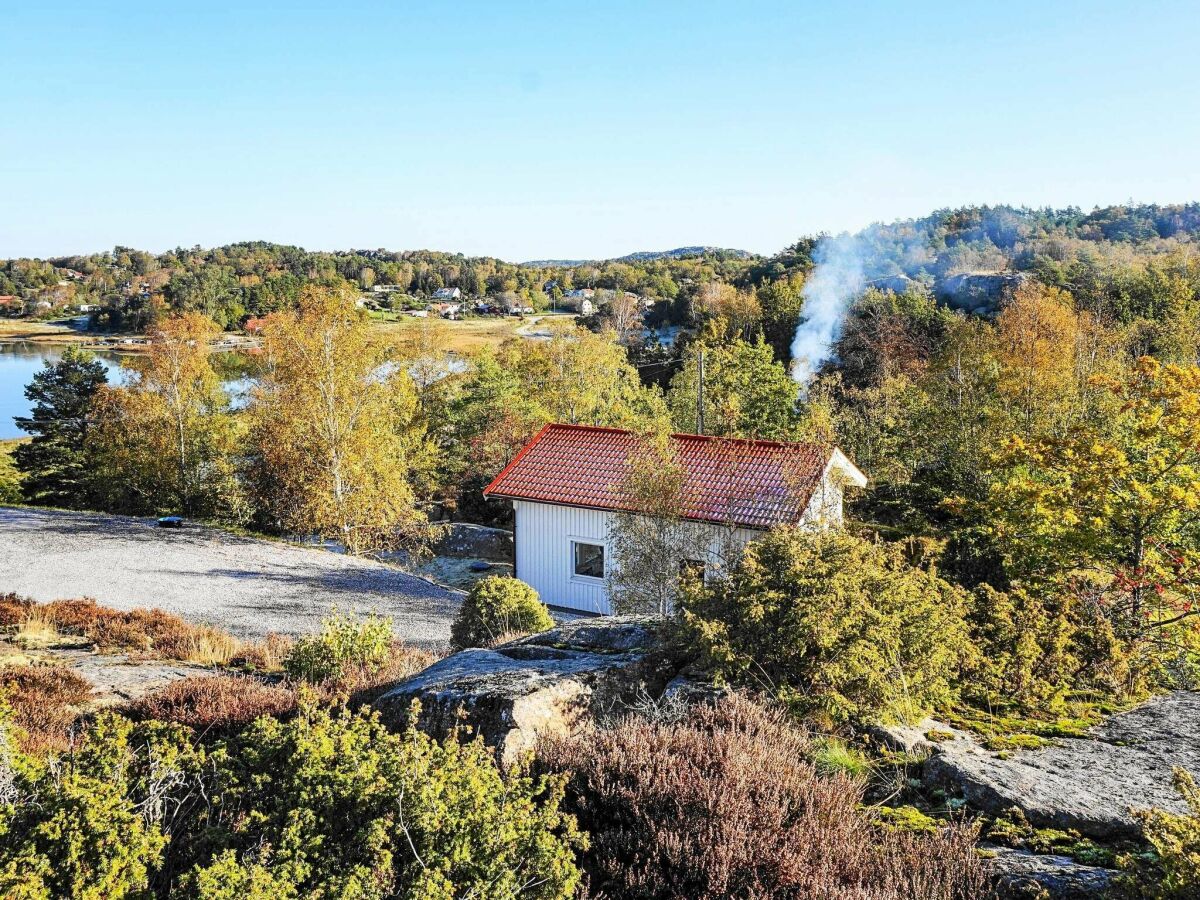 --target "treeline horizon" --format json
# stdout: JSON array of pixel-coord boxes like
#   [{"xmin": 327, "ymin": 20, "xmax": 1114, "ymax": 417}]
[{"xmin": 3, "ymin": 202, "xmax": 1199, "ymax": 333}]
